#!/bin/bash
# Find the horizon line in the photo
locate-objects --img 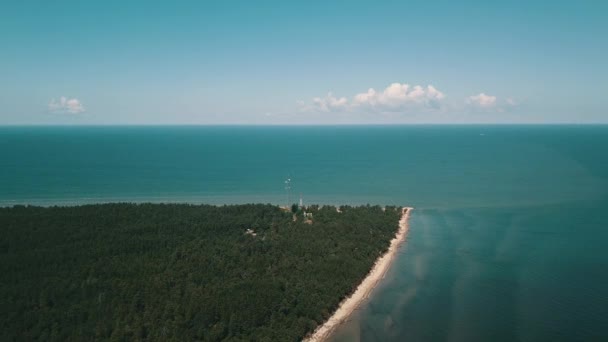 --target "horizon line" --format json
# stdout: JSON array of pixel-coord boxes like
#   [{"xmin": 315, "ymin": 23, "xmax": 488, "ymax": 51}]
[{"xmin": 1, "ymin": 123, "xmax": 608, "ymax": 127}]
